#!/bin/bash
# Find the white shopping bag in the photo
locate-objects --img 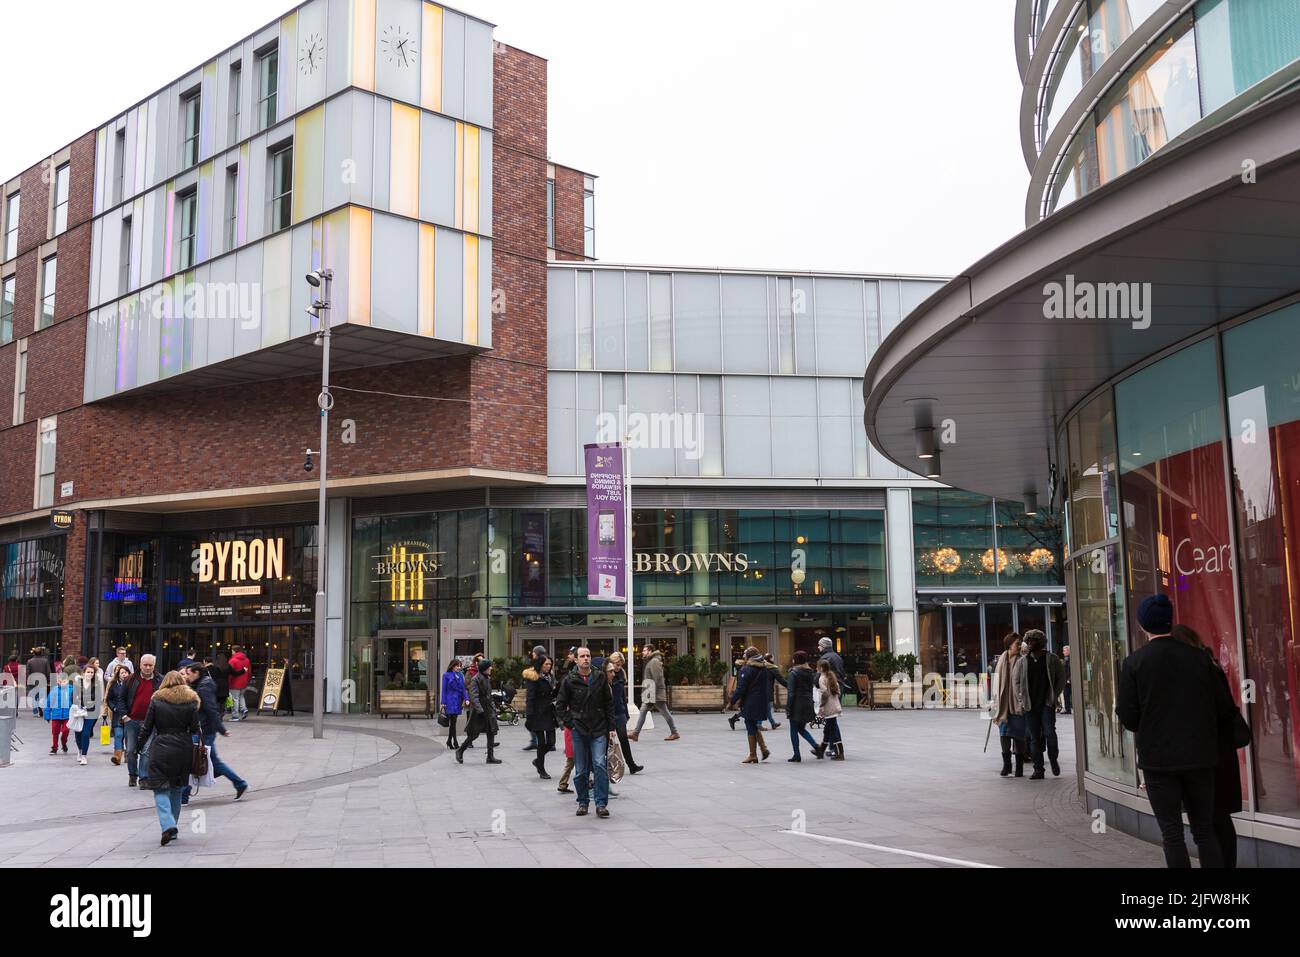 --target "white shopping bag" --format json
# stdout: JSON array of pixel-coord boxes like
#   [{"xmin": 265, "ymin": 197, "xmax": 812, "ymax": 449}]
[{"xmin": 188, "ymin": 744, "xmax": 216, "ymax": 791}]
